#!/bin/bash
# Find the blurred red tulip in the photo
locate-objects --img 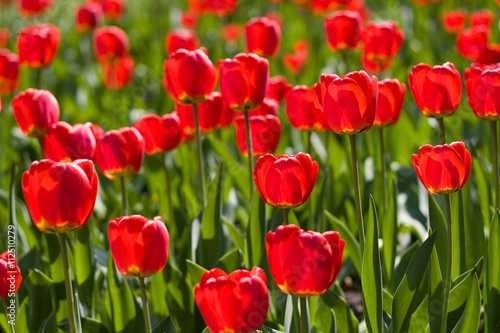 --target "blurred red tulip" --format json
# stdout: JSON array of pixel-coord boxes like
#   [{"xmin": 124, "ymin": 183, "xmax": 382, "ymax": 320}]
[
  {"xmin": 195, "ymin": 267, "xmax": 268, "ymax": 333},
  {"xmin": 134, "ymin": 113, "xmax": 182, "ymax": 155},
  {"xmin": 374, "ymin": 79, "xmax": 406, "ymax": 127},
  {"xmin": 284, "ymin": 53, "xmax": 306, "ymax": 75},
  {"xmin": 42, "ymin": 122, "xmax": 100, "ymax": 162},
  {"xmin": 408, "ymin": 62, "xmax": 462, "ymax": 118},
  {"xmin": 236, "ymin": 115, "xmax": 281, "ymax": 157},
  {"xmin": 95, "ymin": 127, "xmax": 145, "ymax": 179},
  {"xmin": 75, "ymin": 2, "xmax": 103, "ymax": 32},
  {"xmin": 22, "ymin": 159, "xmax": 98, "ymax": 233},
  {"xmin": 218, "ymin": 53, "xmax": 269, "ymax": 111},
  {"xmin": 176, "ymin": 92, "xmax": 223, "ymax": 135},
  {"xmin": 0, "ymin": 252, "xmax": 22, "ymax": 298},
  {"xmin": 220, "ymin": 23, "xmax": 241, "ymax": 44},
  {"xmin": 12, "ymin": 89, "xmax": 59, "ymax": 137},
  {"xmin": 266, "ymin": 75, "xmax": 292, "ymax": 102},
  {"xmin": 165, "ymin": 29, "xmax": 200, "ymax": 55},
  {"xmin": 181, "ymin": 10, "xmax": 199, "ymax": 29},
  {"xmin": 465, "ymin": 66, "xmax": 500, "ymax": 121},
  {"xmin": 216, "ymin": 98, "xmax": 236, "ymax": 128},
  {"xmin": 306, "ymin": 0, "xmax": 352, "ymax": 14},
  {"xmin": 249, "ymin": 97, "xmax": 279, "ymax": 117},
  {"xmin": 164, "ymin": 48, "xmax": 217, "ymax": 105},
  {"xmin": 109, "ymin": 215, "xmax": 169, "ymax": 277},
  {"xmin": 94, "ymin": 26, "xmax": 129, "ymax": 61},
  {"xmin": 0, "ymin": 28, "xmax": 9, "ymax": 48},
  {"xmin": 442, "ymin": 9, "xmax": 466, "ymax": 34},
  {"xmin": 254, "ymin": 153, "xmax": 318, "ymax": 208},
  {"xmin": 18, "ymin": 0, "xmax": 52, "ymax": 16},
  {"xmin": 314, "ymin": 71, "xmax": 378, "ymax": 135},
  {"xmin": 413, "ymin": 0, "xmax": 445, "ymax": 4},
  {"xmin": 471, "ymin": 9, "xmax": 493, "ymax": 30},
  {"xmin": 474, "ymin": 44, "xmax": 500, "ymax": 65},
  {"xmin": 361, "ymin": 52, "xmax": 391, "ymax": 74},
  {"xmin": 102, "ymin": 0, "xmax": 124, "ymax": 21},
  {"xmin": 286, "ymin": 85, "xmax": 327, "ymax": 131},
  {"xmin": 362, "ymin": 21, "xmax": 404, "ymax": 63},
  {"xmin": 412, "ymin": 142, "xmax": 471, "ymax": 195},
  {"xmin": 102, "ymin": 56, "xmax": 134, "ymax": 90},
  {"xmin": 17, "ymin": 24, "xmax": 60, "ymax": 67},
  {"xmin": 266, "ymin": 224, "xmax": 345, "ymax": 296},
  {"xmin": 245, "ymin": 17, "xmax": 281, "ymax": 58},
  {"xmin": 324, "ymin": 10, "xmax": 362, "ymax": 51},
  {"xmin": 0, "ymin": 49, "xmax": 20, "ymax": 95},
  {"xmin": 456, "ymin": 26, "xmax": 489, "ymax": 60}
]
